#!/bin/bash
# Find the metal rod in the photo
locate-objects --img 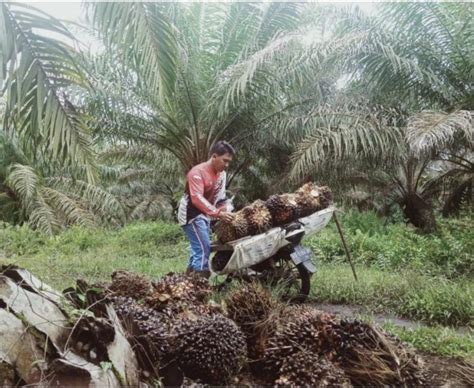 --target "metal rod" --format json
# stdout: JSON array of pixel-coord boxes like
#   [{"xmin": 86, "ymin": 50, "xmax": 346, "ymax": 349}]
[{"xmin": 333, "ymin": 211, "xmax": 358, "ymax": 281}]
